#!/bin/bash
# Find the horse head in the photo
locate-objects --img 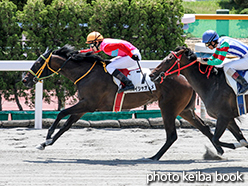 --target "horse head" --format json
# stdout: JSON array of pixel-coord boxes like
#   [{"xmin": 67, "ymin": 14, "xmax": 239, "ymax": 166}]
[
  {"xmin": 149, "ymin": 46, "xmax": 197, "ymax": 83},
  {"xmin": 22, "ymin": 44, "xmax": 108, "ymax": 88},
  {"xmin": 22, "ymin": 47, "xmax": 53, "ymax": 88}
]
